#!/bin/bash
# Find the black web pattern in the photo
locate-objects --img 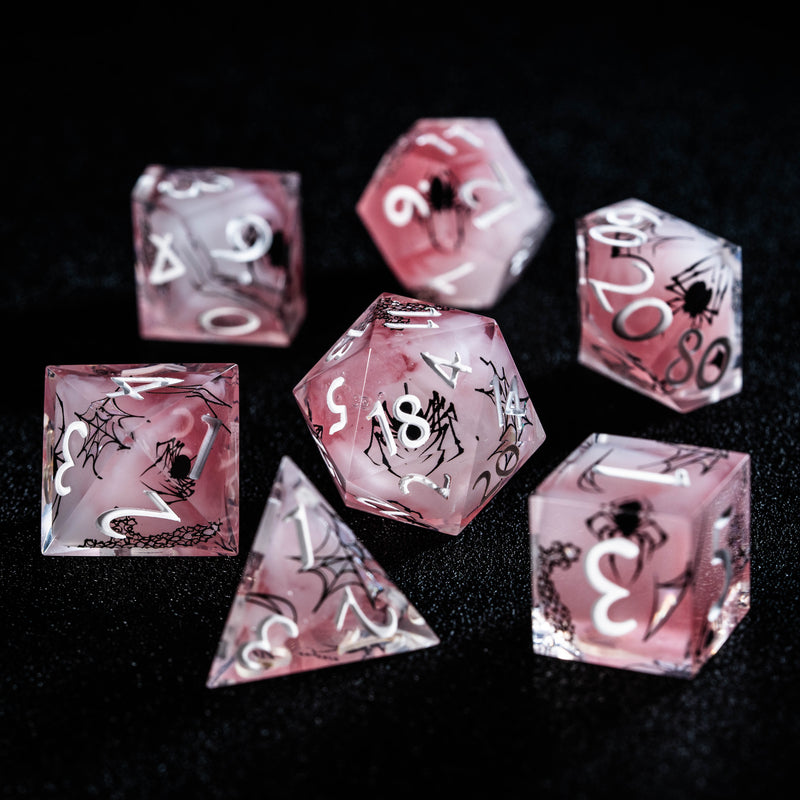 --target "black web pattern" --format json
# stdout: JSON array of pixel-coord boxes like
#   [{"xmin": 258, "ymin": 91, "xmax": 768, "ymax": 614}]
[
  {"xmin": 82, "ymin": 517, "xmax": 231, "ymax": 550},
  {"xmin": 537, "ymin": 541, "xmax": 581, "ymax": 640}
]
